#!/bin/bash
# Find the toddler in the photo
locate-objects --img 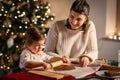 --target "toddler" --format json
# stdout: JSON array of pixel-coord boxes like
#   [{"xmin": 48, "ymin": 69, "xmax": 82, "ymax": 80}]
[{"xmin": 19, "ymin": 27, "xmax": 70, "ymax": 70}]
